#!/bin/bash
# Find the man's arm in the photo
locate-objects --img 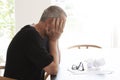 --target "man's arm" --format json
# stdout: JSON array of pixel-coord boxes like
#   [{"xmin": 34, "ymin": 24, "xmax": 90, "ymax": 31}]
[
  {"xmin": 44, "ymin": 40, "xmax": 59, "ymax": 75},
  {"xmin": 43, "ymin": 18, "xmax": 64, "ymax": 75},
  {"xmin": 57, "ymin": 41, "xmax": 61, "ymax": 64}
]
